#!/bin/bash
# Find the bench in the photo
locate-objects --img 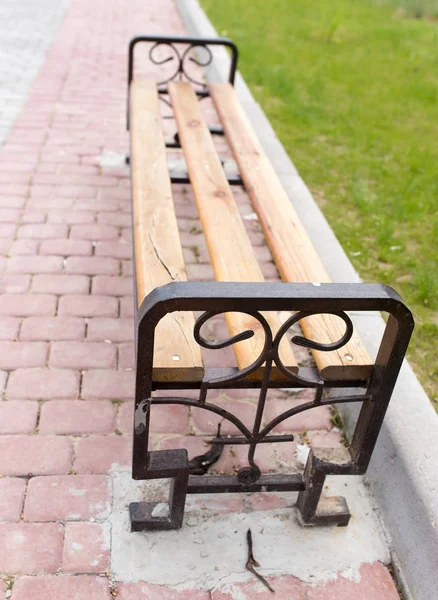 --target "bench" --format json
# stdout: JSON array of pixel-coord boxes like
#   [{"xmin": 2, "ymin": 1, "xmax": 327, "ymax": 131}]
[{"xmin": 127, "ymin": 35, "xmax": 414, "ymax": 532}]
